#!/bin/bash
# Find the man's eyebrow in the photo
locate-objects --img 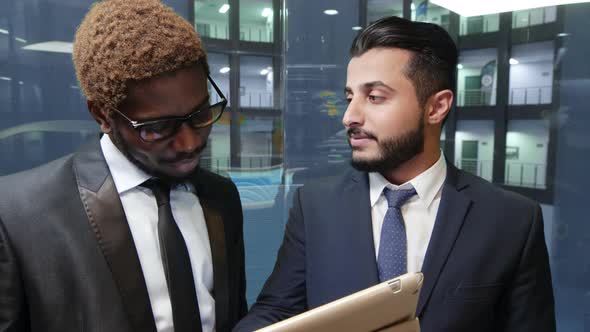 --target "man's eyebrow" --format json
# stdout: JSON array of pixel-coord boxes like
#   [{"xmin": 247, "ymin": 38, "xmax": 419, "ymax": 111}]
[
  {"xmin": 362, "ymin": 81, "xmax": 394, "ymax": 91},
  {"xmin": 344, "ymin": 81, "xmax": 394, "ymax": 95}
]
